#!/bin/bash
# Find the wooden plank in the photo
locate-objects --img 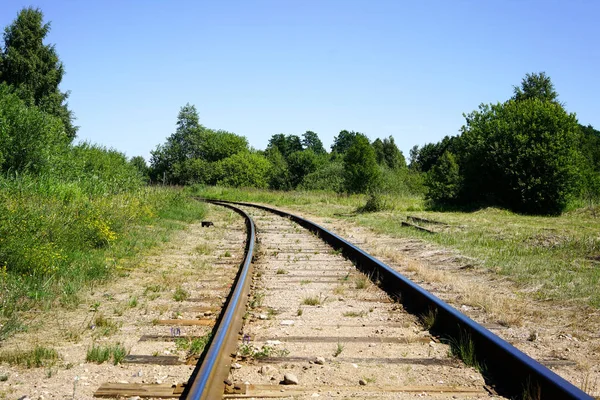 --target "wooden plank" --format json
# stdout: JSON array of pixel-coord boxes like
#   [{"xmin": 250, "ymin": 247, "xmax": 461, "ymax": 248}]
[
  {"xmin": 401, "ymin": 221, "xmax": 435, "ymax": 234},
  {"xmin": 155, "ymin": 319, "xmax": 215, "ymax": 326},
  {"xmin": 223, "ymin": 384, "xmax": 487, "ymax": 398},
  {"xmin": 139, "ymin": 334, "xmax": 211, "ymax": 342},
  {"xmin": 122, "ymin": 355, "xmax": 183, "ymax": 365},
  {"xmin": 259, "ymin": 356, "xmax": 458, "ymax": 366},
  {"xmin": 407, "ymin": 215, "xmax": 447, "ymax": 226},
  {"xmin": 94, "ymin": 382, "xmax": 185, "ymax": 398},
  {"xmin": 252, "ymin": 336, "xmax": 431, "ymax": 344}
]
